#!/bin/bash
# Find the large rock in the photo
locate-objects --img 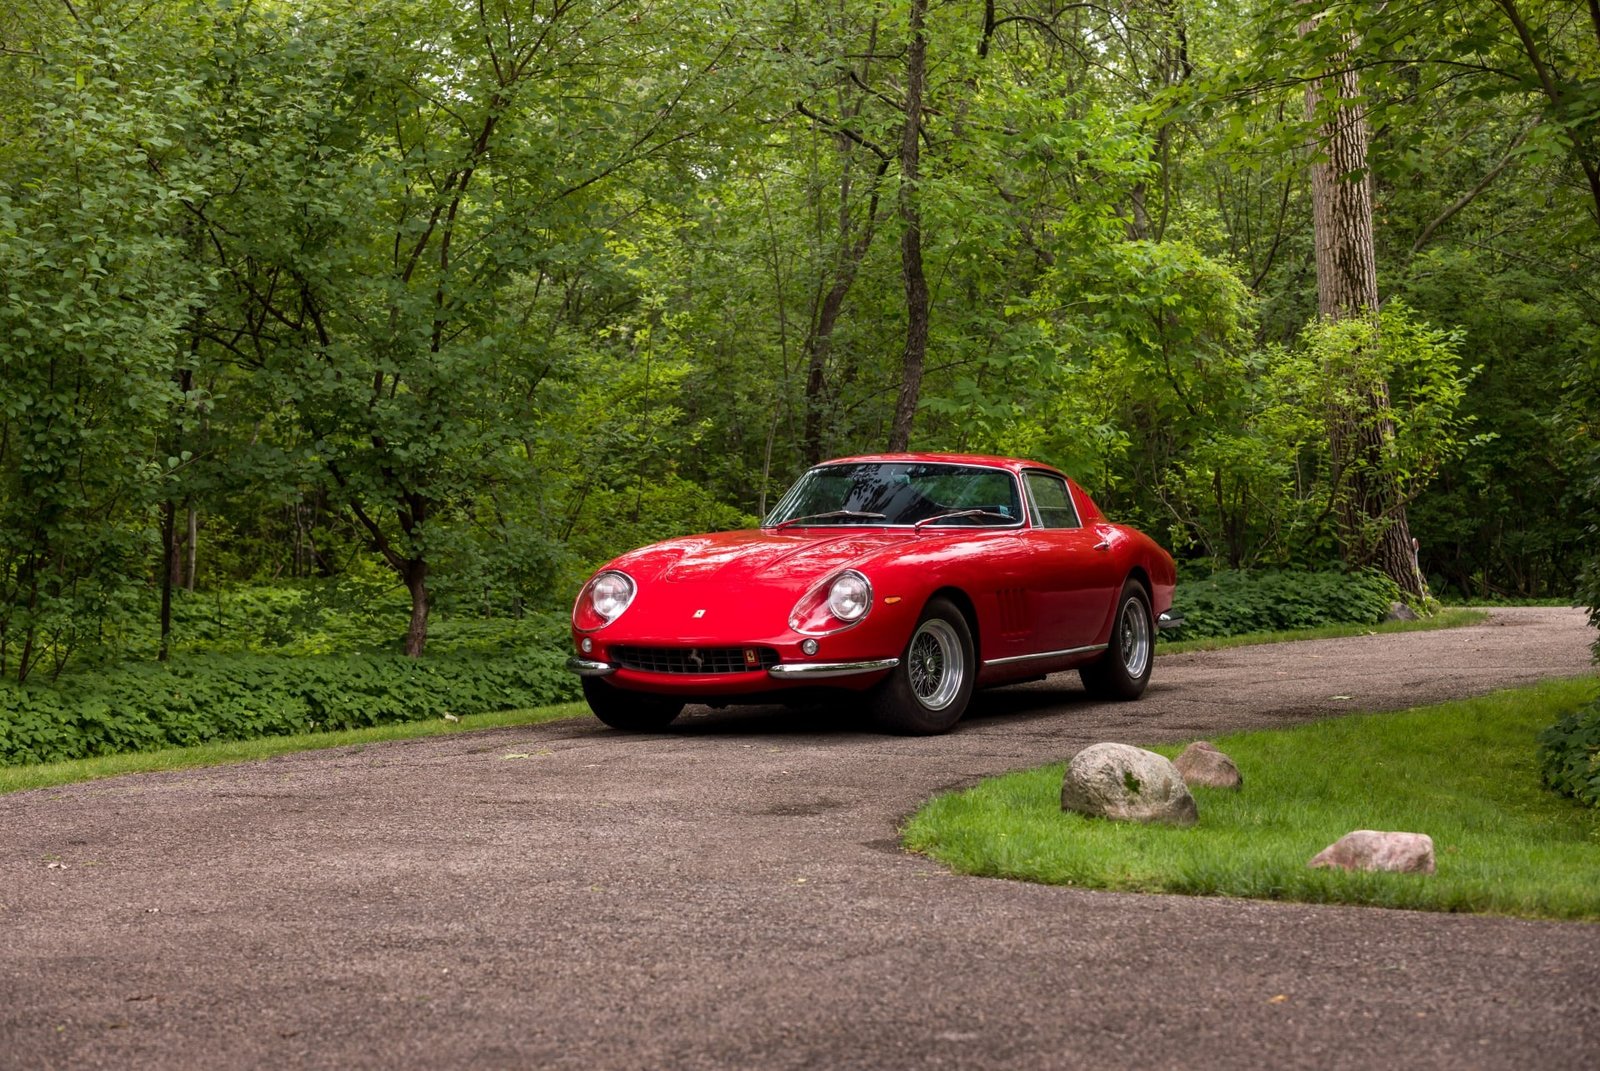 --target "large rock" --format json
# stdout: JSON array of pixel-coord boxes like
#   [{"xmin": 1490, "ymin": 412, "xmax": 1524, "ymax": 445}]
[
  {"xmin": 1307, "ymin": 830, "xmax": 1436, "ymax": 874},
  {"xmin": 1172, "ymin": 741, "xmax": 1242, "ymax": 790},
  {"xmin": 1061, "ymin": 743, "xmax": 1198, "ymax": 826},
  {"xmin": 1385, "ymin": 601, "xmax": 1420, "ymax": 622}
]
